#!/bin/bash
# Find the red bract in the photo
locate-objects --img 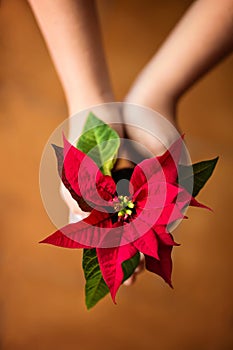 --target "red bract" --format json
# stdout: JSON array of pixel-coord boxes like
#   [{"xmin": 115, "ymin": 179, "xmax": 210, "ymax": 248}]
[{"xmin": 41, "ymin": 136, "xmax": 207, "ymax": 302}]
